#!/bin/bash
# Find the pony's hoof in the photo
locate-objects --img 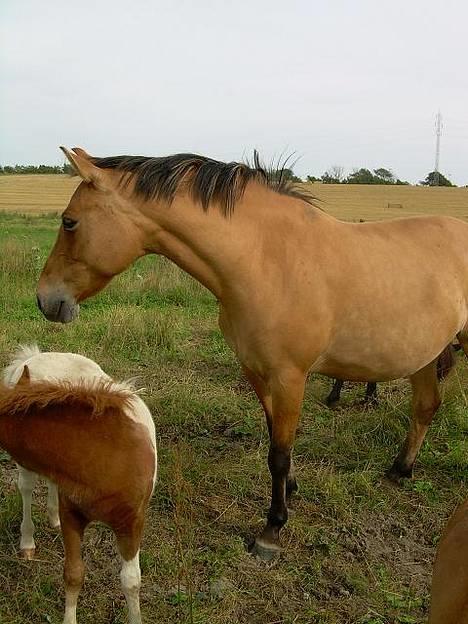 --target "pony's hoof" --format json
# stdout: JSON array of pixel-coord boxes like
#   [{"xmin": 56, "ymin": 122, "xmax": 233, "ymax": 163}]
[
  {"xmin": 249, "ymin": 538, "xmax": 281, "ymax": 561},
  {"xmin": 19, "ymin": 548, "xmax": 36, "ymax": 560},
  {"xmin": 49, "ymin": 519, "xmax": 61, "ymax": 530}
]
